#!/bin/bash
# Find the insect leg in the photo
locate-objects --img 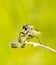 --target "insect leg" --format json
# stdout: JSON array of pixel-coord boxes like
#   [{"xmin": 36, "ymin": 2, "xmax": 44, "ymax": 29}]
[{"xmin": 36, "ymin": 36, "xmax": 41, "ymax": 44}]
